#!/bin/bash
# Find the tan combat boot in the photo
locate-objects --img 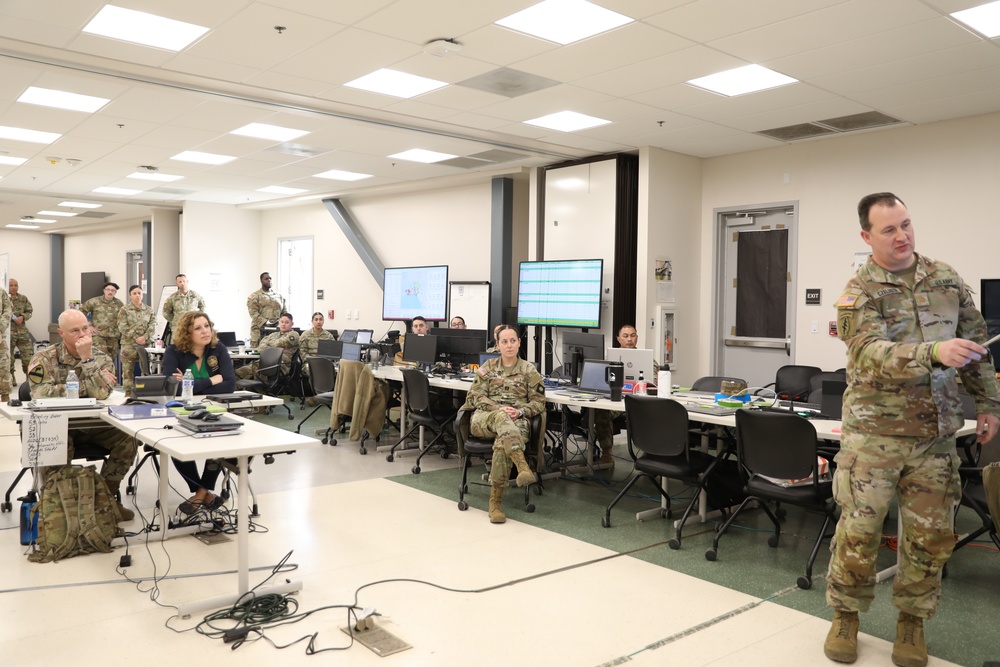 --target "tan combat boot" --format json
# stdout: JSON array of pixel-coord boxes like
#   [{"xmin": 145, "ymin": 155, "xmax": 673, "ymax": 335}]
[
  {"xmin": 892, "ymin": 612, "xmax": 927, "ymax": 667},
  {"xmin": 509, "ymin": 449, "xmax": 536, "ymax": 487},
  {"xmin": 598, "ymin": 447, "xmax": 614, "ymax": 465},
  {"xmin": 824, "ymin": 609, "xmax": 859, "ymax": 663},
  {"xmin": 488, "ymin": 484, "xmax": 506, "ymax": 524}
]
